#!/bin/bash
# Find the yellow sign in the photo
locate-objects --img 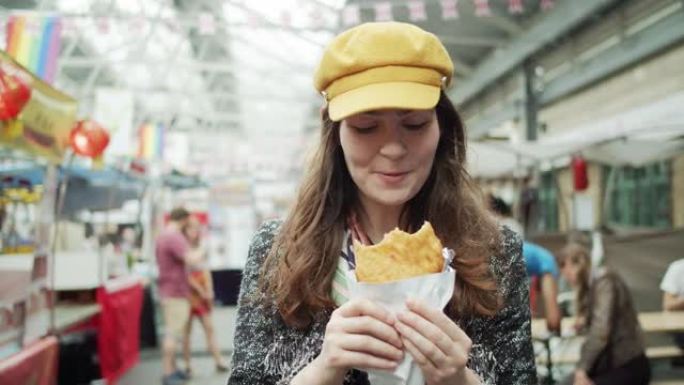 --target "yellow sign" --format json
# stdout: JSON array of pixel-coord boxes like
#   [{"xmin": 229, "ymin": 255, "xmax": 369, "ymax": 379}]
[{"xmin": 0, "ymin": 50, "xmax": 77, "ymax": 163}]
